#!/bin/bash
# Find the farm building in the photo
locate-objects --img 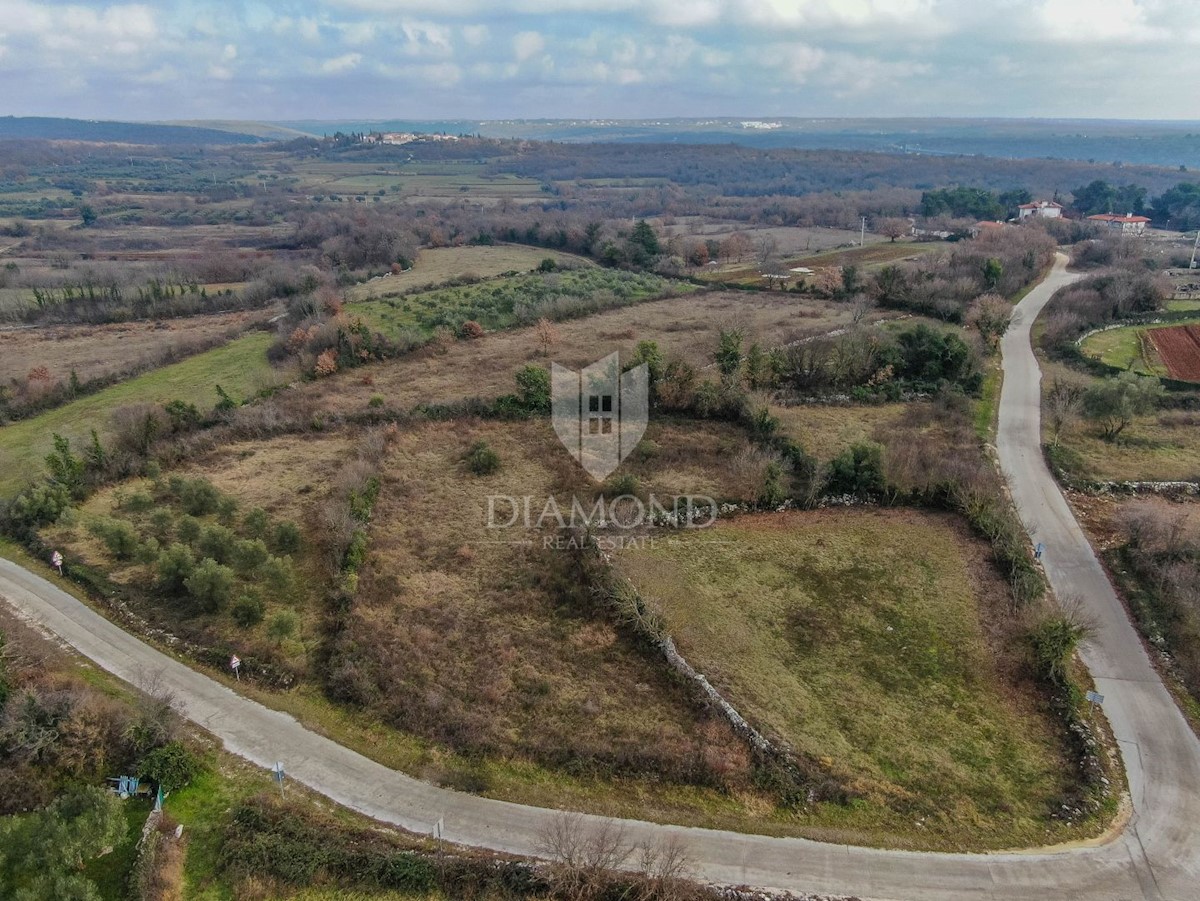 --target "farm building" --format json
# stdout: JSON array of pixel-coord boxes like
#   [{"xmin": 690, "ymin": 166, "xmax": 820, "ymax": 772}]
[
  {"xmin": 1087, "ymin": 213, "xmax": 1151, "ymax": 235},
  {"xmin": 1017, "ymin": 200, "xmax": 1063, "ymax": 219},
  {"xmin": 970, "ymin": 220, "xmax": 1008, "ymax": 237}
]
